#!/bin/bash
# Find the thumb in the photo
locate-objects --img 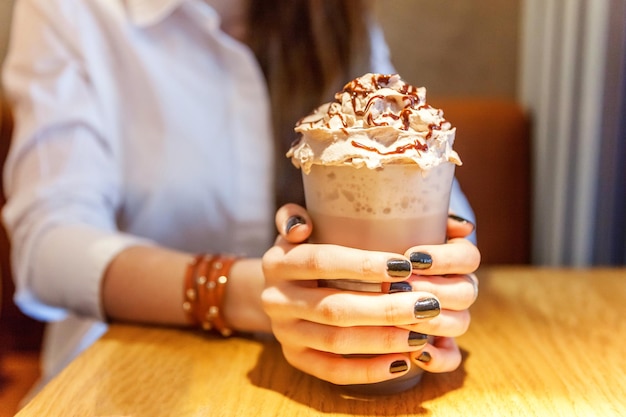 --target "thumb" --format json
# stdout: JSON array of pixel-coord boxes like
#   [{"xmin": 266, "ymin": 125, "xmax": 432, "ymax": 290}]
[
  {"xmin": 275, "ymin": 203, "xmax": 313, "ymax": 244},
  {"xmin": 447, "ymin": 214, "xmax": 475, "ymax": 239}
]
